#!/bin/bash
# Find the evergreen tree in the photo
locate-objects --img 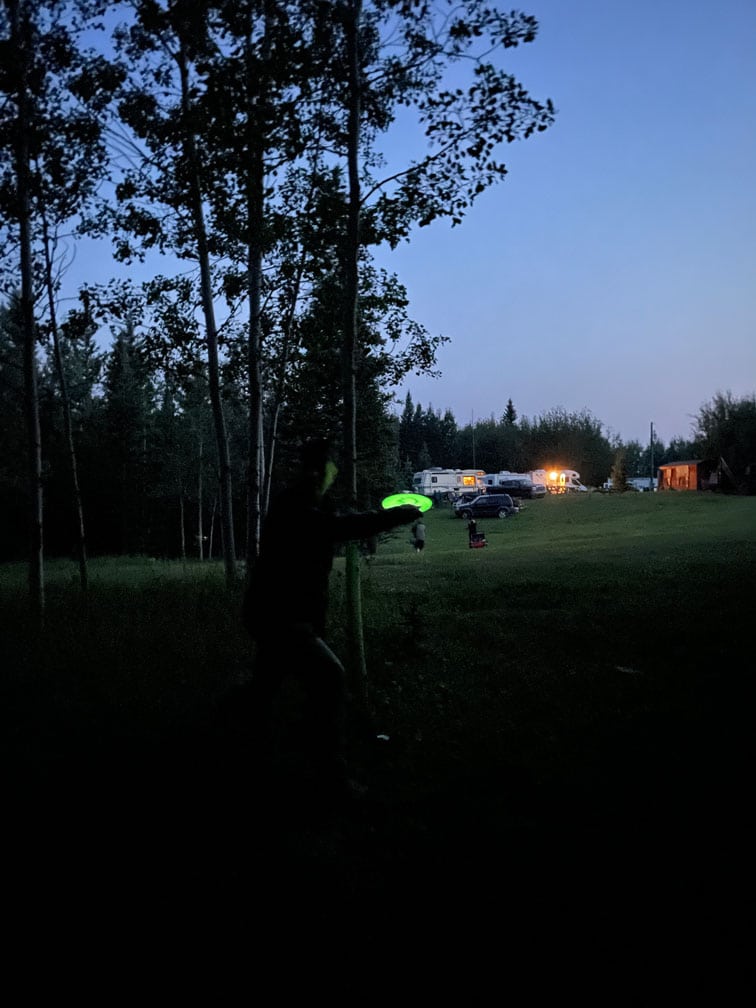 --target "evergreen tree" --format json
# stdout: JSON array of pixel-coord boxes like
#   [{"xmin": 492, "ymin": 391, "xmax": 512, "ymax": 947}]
[
  {"xmin": 665, "ymin": 436, "xmax": 696, "ymax": 463},
  {"xmin": 99, "ymin": 319, "xmax": 156, "ymax": 554},
  {"xmin": 416, "ymin": 441, "xmax": 433, "ymax": 472},
  {"xmin": 621, "ymin": 439, "xmax": 644, "ymax": 477},
  {"xmin": 609, "ymin": 449, "xmax": 630, "ymax": 492},
  {"xmin": 398, "ymin": 392, "xmax": 421, "ymax": 469},
  {"xmin": 502, "ymin": 399, "xmax": 517, "ymax": 426}
]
